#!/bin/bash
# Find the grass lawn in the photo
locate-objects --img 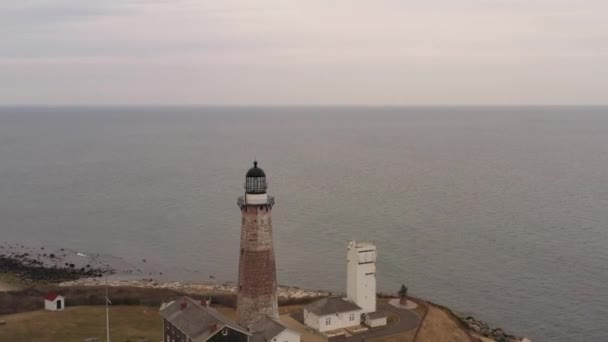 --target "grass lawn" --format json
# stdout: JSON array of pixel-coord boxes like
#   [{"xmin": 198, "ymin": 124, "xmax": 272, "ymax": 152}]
[
  {"xmin": 0, "ymin": 273, "xmax": 26, "ymax": 291},
  {"xmin": 0, "ymin": 305, "xmax": 162, "ymax": 342}
]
